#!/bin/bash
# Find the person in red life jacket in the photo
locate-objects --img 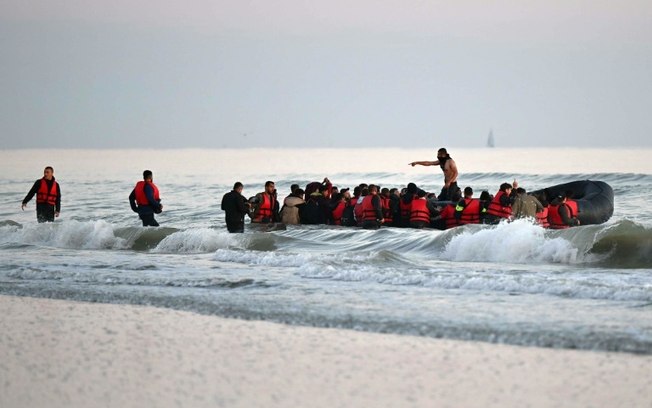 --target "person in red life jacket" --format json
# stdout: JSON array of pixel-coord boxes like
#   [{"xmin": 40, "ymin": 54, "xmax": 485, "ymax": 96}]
[
  {"xmin": 380, "ymin": 187, "xmax": 393, "ymax": 225},
  {"xmin": 409, "ymin": 189, "xmax": 432, "ymax": 229},
  {"xmin": 398, "ymin": 183, "xmax": 419, "ymax": 228},
  {"xmin": 454, "ymin": 187, "xmax": 481, "ymax": 225},
  {"xmin": 360, "ymin": 185, "xmax": 384, "ymax": 229},
  {"xmin": 485, "ymin": 181, "xmax": 518, "ymax": 224},
  {"xmin": 432, "ymin": 189, "xmax": 462, "ymax": 230},
  {"xmin": 534, "ymin": 192, "xmax": 550, "ymax": 228},
  {"xmin": 250, "ymin": 181, "xmax": 280, "ymax": 223},
  {"xmin": 511, "ymin": 187, "xmax": 544, "ymax": 220},
  {"xmin": 340, "ymin": 187, "xmax": 359, "ymax": 227},
  {"xmin": 547, "ymin": 193, "xmax": 580, "ymax": 229},
  {"xmin": 354, "ymin": 186, "xmax": 369, "ymax": 225},
  {"xmin": 22, "ymin": 166, "xmax": 61, "ymax": 223},
  {"xmin": 330, "ymin": 192, "xmax": 348, "ymax": 226},
  {"xmin": 564, "ymin": 190, "xmax": 580, "ymax": 221},
  {"xmin": 129, "ymin": 170, "xmax": 163, "ymax": 227},
  {"xmin": 221, "ymin": 182, "xmax": 251, "ymax": 233},
  {"xmin": 409, "ymin": 147, "xmax": 459, "ymax": 201}
]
